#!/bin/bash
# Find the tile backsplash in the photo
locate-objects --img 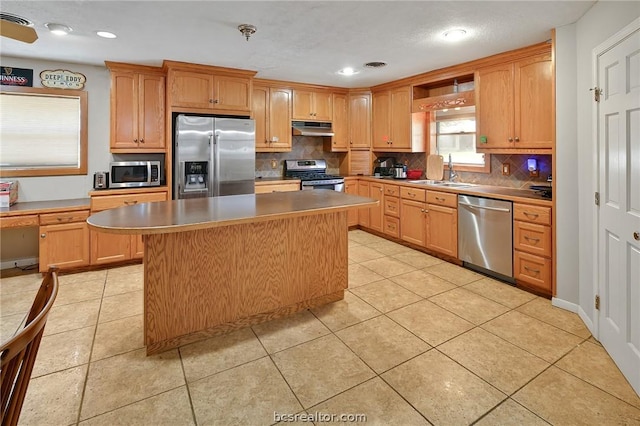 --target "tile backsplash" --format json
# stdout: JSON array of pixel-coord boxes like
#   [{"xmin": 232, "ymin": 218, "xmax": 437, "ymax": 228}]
[
  {"xmin": 255, "ymin": 136, "xmax": 344, "ymax": 177},
  {"xmin": 256, "ymin": 138, "xmax": 552, "ymax": 190},
  {"xmin": 458, "ymin": 154, "xmax": 552, "ymax": 189}
]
